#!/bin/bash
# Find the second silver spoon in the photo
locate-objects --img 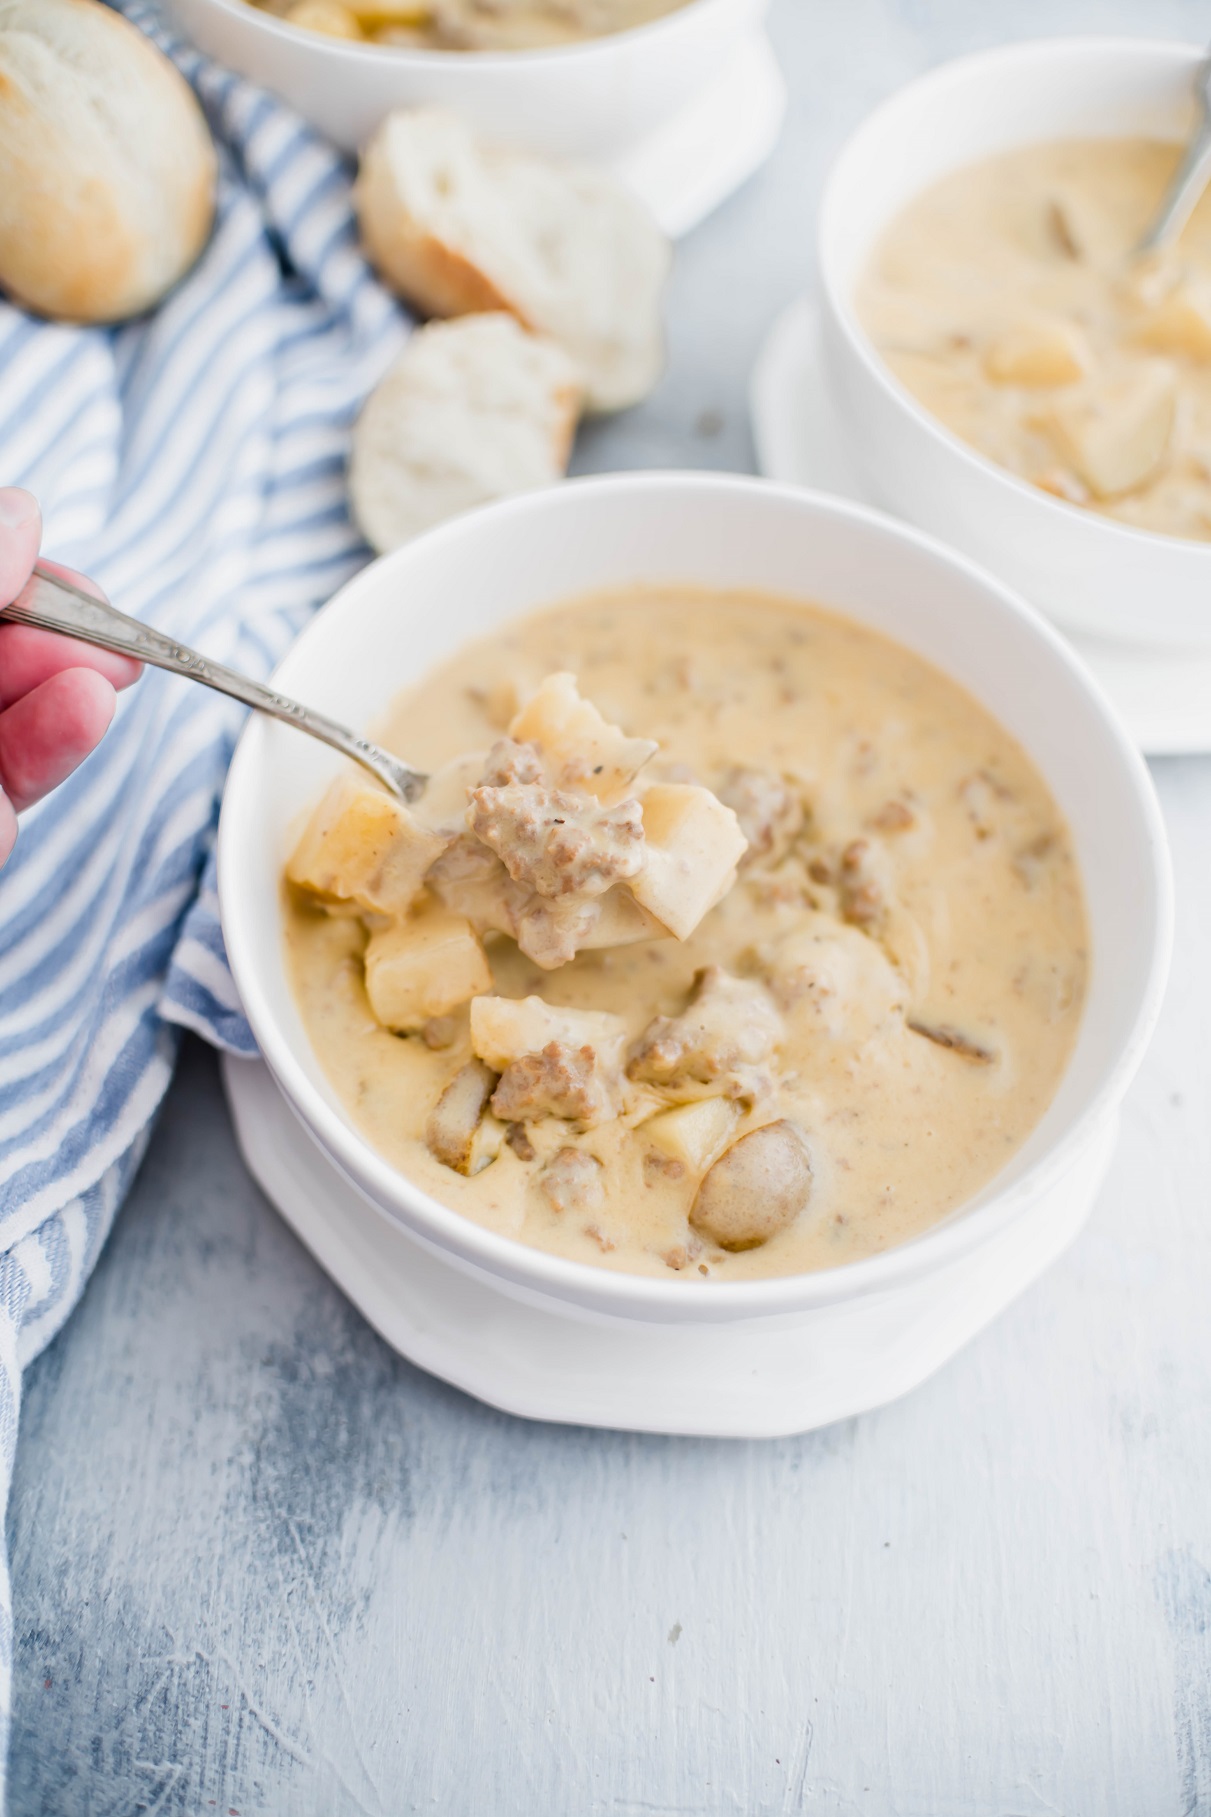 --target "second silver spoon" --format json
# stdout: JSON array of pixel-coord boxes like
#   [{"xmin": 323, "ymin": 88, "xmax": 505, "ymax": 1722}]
[{"xmin": 1137, "ymin": 49, "xmax": 1211, "ymax": 255}]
